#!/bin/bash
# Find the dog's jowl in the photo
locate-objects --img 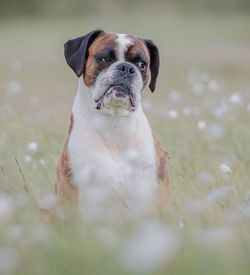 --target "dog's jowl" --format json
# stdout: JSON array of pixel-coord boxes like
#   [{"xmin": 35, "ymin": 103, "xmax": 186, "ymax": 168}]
[{"xmin": 55, "ymin": 30, "xmax": 170, "ymax": 220}]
